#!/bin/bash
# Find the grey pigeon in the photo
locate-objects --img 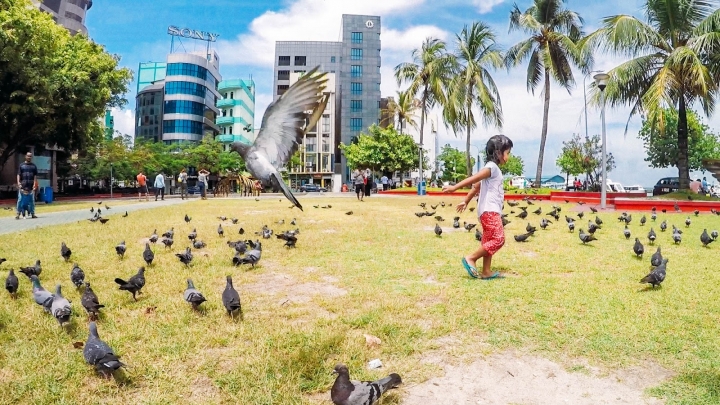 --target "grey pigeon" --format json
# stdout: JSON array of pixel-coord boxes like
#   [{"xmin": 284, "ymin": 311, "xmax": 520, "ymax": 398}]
[
  {"xmin": 568, "ymin": 221, "xmax": 575, "ymax": 232},
  {"xmin": 623, "ymin": 225, "xmax": 631, "ymax": 240},
  {"xmin": 70, "ymin": 263, "xmax": 85, "ymax": 287},
  {"xmin": 640, "ymin": 215, "xmax": 646, "ymax": 226},
  {"xmin": 19, "ymin": 259, "xmax": 42, "ymax": 279},
  {"xmin": 579, "ymin": 229, "xmax": 597, "ymax": 244},
  {"xmin": 475, "ymin": 228, "xmax": 482, "ymax": 241},
  {"xmin": 149, "ymin": 229, "xmax": 158, "ymax": 244},
  {"xmin": 660, "ymin": 220, "xmax": 667, "ymax": 232},
  {"xmin": 230, "ymin": 66, "xmax": 329, "ymax": 210},
  {"xmin": 217, "ymin": 224, "xmax": 224, "ymax": 237},
  {"xmin": 31, "ymin": 275, "xmax": 53, "ymax": 312},
  {"xmin": 672, "ymin": 224, "xmax": 682, "ymax": 235},
  {"xmin": 625, "ymin": 214, "xmax": 632, "ymax": 225},
  {"xmin": 5, "ymin": 269, "xmax": 18, "ymax": 299},
  {"xmin": 222, "ymin": 275, "xmax": 242, "ymax": 319},
  {"xmin": 651, "ymin": 212, "xmax": 657, "ymax": 221},
  {"xmin": 228, "ymin": 240, "xmax": 247, "ymax": 254},
  {"xmin": 234, "ymin": 241, "xmax": 262, "ymax": 267},
  {"xmin": 61, "ymin": 242, "xmax": 72, "ymax": 262},
  {"xmin": 0, "ymin": 258, "xmax": 4, "ymax": 265},
  {"xmin": 193, "ymin": 239, "xmax": 207, "ymax": 249},
  {"xmin": 685, "ymin": 217, "xmax": 691, "ymax": 227},
  {"xmin": 81, "ymin": 282, "xmax": 104, "ymax": 320},
  {"xmin": 231, "ymin": 218, "xmax": 239, "ymax": 224},
  {"xmin": 51, "ymin": 284, "xmax": 72, "ymax": 326},
  {"xmin": 640, "ymin": 258, "xmax": 668, "ymax": 288},
  {"xmin": 188, "ymin": 228, "xmax": 197, "ymax": 241},
  {"xmin": 175, "ymin": 247, "xmax": 193, "ymax": 267},
  {"xmin": 672, "ymin": 231, "xmax": 682, "ymax": 244},
  {"xmin": 143, "ymin": 243, "xmax": 154, "ymax": 265},
  {"xmin": 84, "ymin": 322, "xmax": 124, "ymax": 378},
  {"xmin": 434, "ymin": 223, "xmax": 442, "ymax": 237},
  {"xmin": 577, "ymin": 211, "xmax": 584, "ymax": 219},
  {"xmin": 218, "ymin": 216, "xmax": 228, "ymax": 221},
  {"xmin": 330, "ymin": 363, "xmax": 402, "ymax": 405},
  {"xmin": 161, "ymin": 237, "xmax": 174, "ymax": 249},
  {"xmin": 648, "ymin": 228, "xmax": 657, "ymax": 244},
  {"xmin": 115, "ymin": 240, "xmax": 126, "ymax": 259},
  {"xmin": 525, "ymin": 223, "xmax": 537, "ymax": 234},
  {"xmin": 587, "ymin": 221, "xmax": 599, "ymax": 234},
  {"xmin": 452, "ymin": 217, "xmax": 460, "ymax": 228},
  {"xmin": 539, "ymin": 218, "xmax": 551, "ymax": 230},
  {"xmin": 276, "ymin": 231, "xmax": 298, "ymax": 248},
  {"xmin": 114, "ymin": 267, "xmax": 146, "ymax": 301},
  {"xmin": 701, "ymin": 229, "xmax": 715, "ymax": 247},
  {"xmin": 184, "ymin": 214, "xmax": 191, "ymax": 223},
  {"xmin": 650, "ymin": 246, "xmax": 663, "ymax": 268},
  {"xmin": 711, "ymin": 230, "xmax": 718, "ymax": 240},
  {"xmin": 633, "ymin": 238, "xmax": 644, "ymax": 258},
  {"xmin": 514, "ymin": 232, "xmax": 532, "ymax": 242},
  {"xmin": 183, "ymin": 279, "xmax": 206, "ymax": 309},
  {"xmin": 162, "ymin": 227, "xmax": 174, "ymax": 239}
]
